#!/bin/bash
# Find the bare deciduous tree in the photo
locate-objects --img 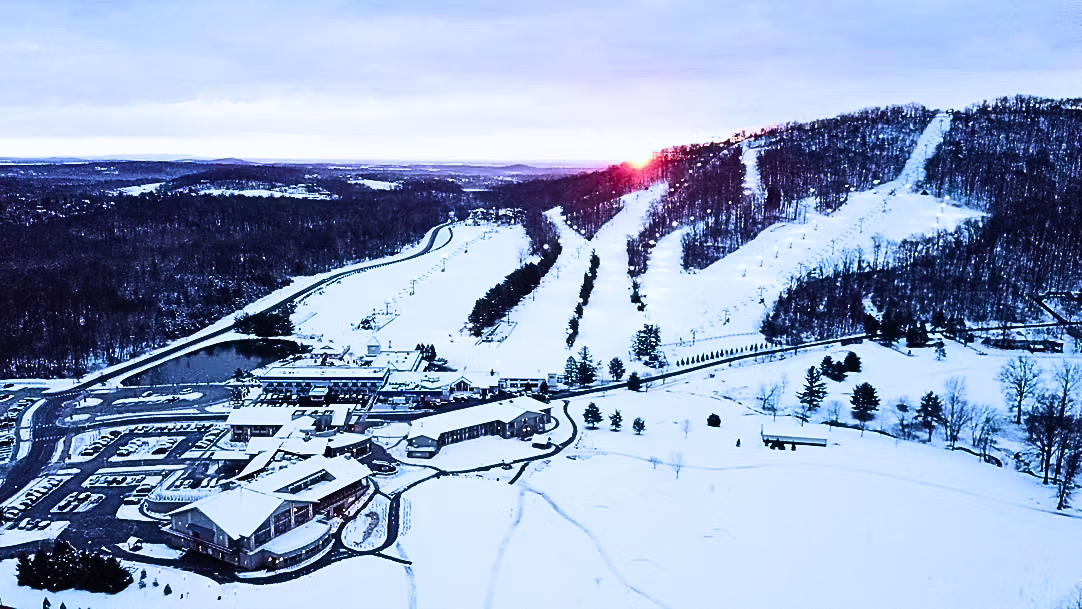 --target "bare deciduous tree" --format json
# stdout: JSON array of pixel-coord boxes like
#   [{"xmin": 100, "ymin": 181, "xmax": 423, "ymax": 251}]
[
  {"xmin": 942, "ymin": 377, "xmax": 973, "ymax": 449},
  {"xmin": 997, "ymin": 356, "xmax": 1042, "ymax": 426},
  {"xmin": 671, "ymin": 452, "xmax": 685, "ymax": 479},
  {"xmin": 757, "ymin": 382, "xmax": 780, "ymax": 421},
  {"xmin": 894, "ymin": 397, "xmax": 913, "ymax": 440}
]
